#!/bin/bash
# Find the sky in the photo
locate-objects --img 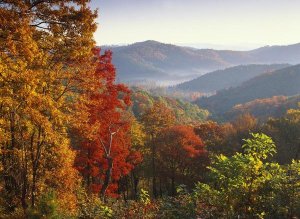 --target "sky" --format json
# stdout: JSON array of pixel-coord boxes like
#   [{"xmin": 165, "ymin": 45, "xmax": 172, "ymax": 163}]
[{"xmin": 91, "ymin": 0, "xmax": 300, "ymax": 50}]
